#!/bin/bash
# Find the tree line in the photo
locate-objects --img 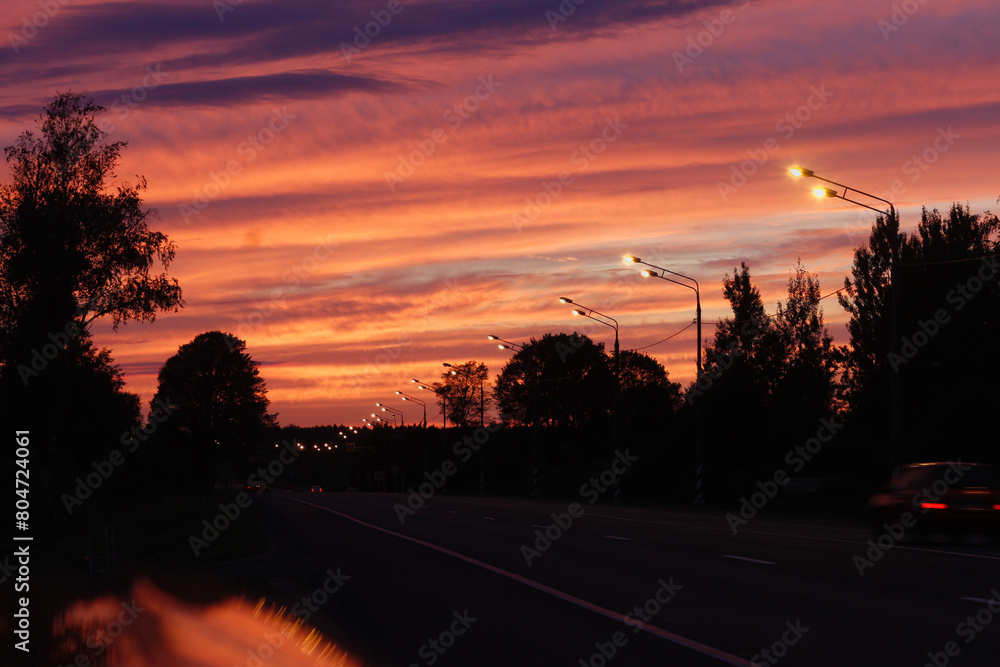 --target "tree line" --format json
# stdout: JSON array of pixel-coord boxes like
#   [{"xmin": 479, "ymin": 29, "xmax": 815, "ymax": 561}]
[{"xmin": 2, "ymin": 94, "xmax": 998, "ymax": 518}]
